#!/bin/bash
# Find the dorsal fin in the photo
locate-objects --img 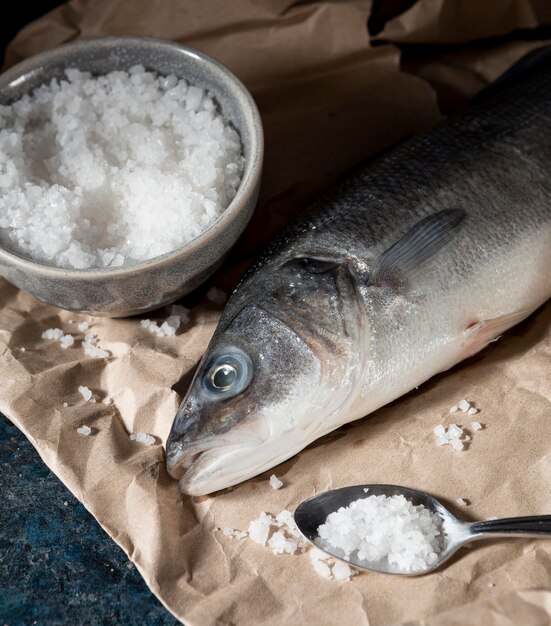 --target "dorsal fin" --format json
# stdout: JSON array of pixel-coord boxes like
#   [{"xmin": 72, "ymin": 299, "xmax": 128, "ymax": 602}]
[{"xmin": 474, "ymin": 45, "xmax": 551, "ymax": 102}]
